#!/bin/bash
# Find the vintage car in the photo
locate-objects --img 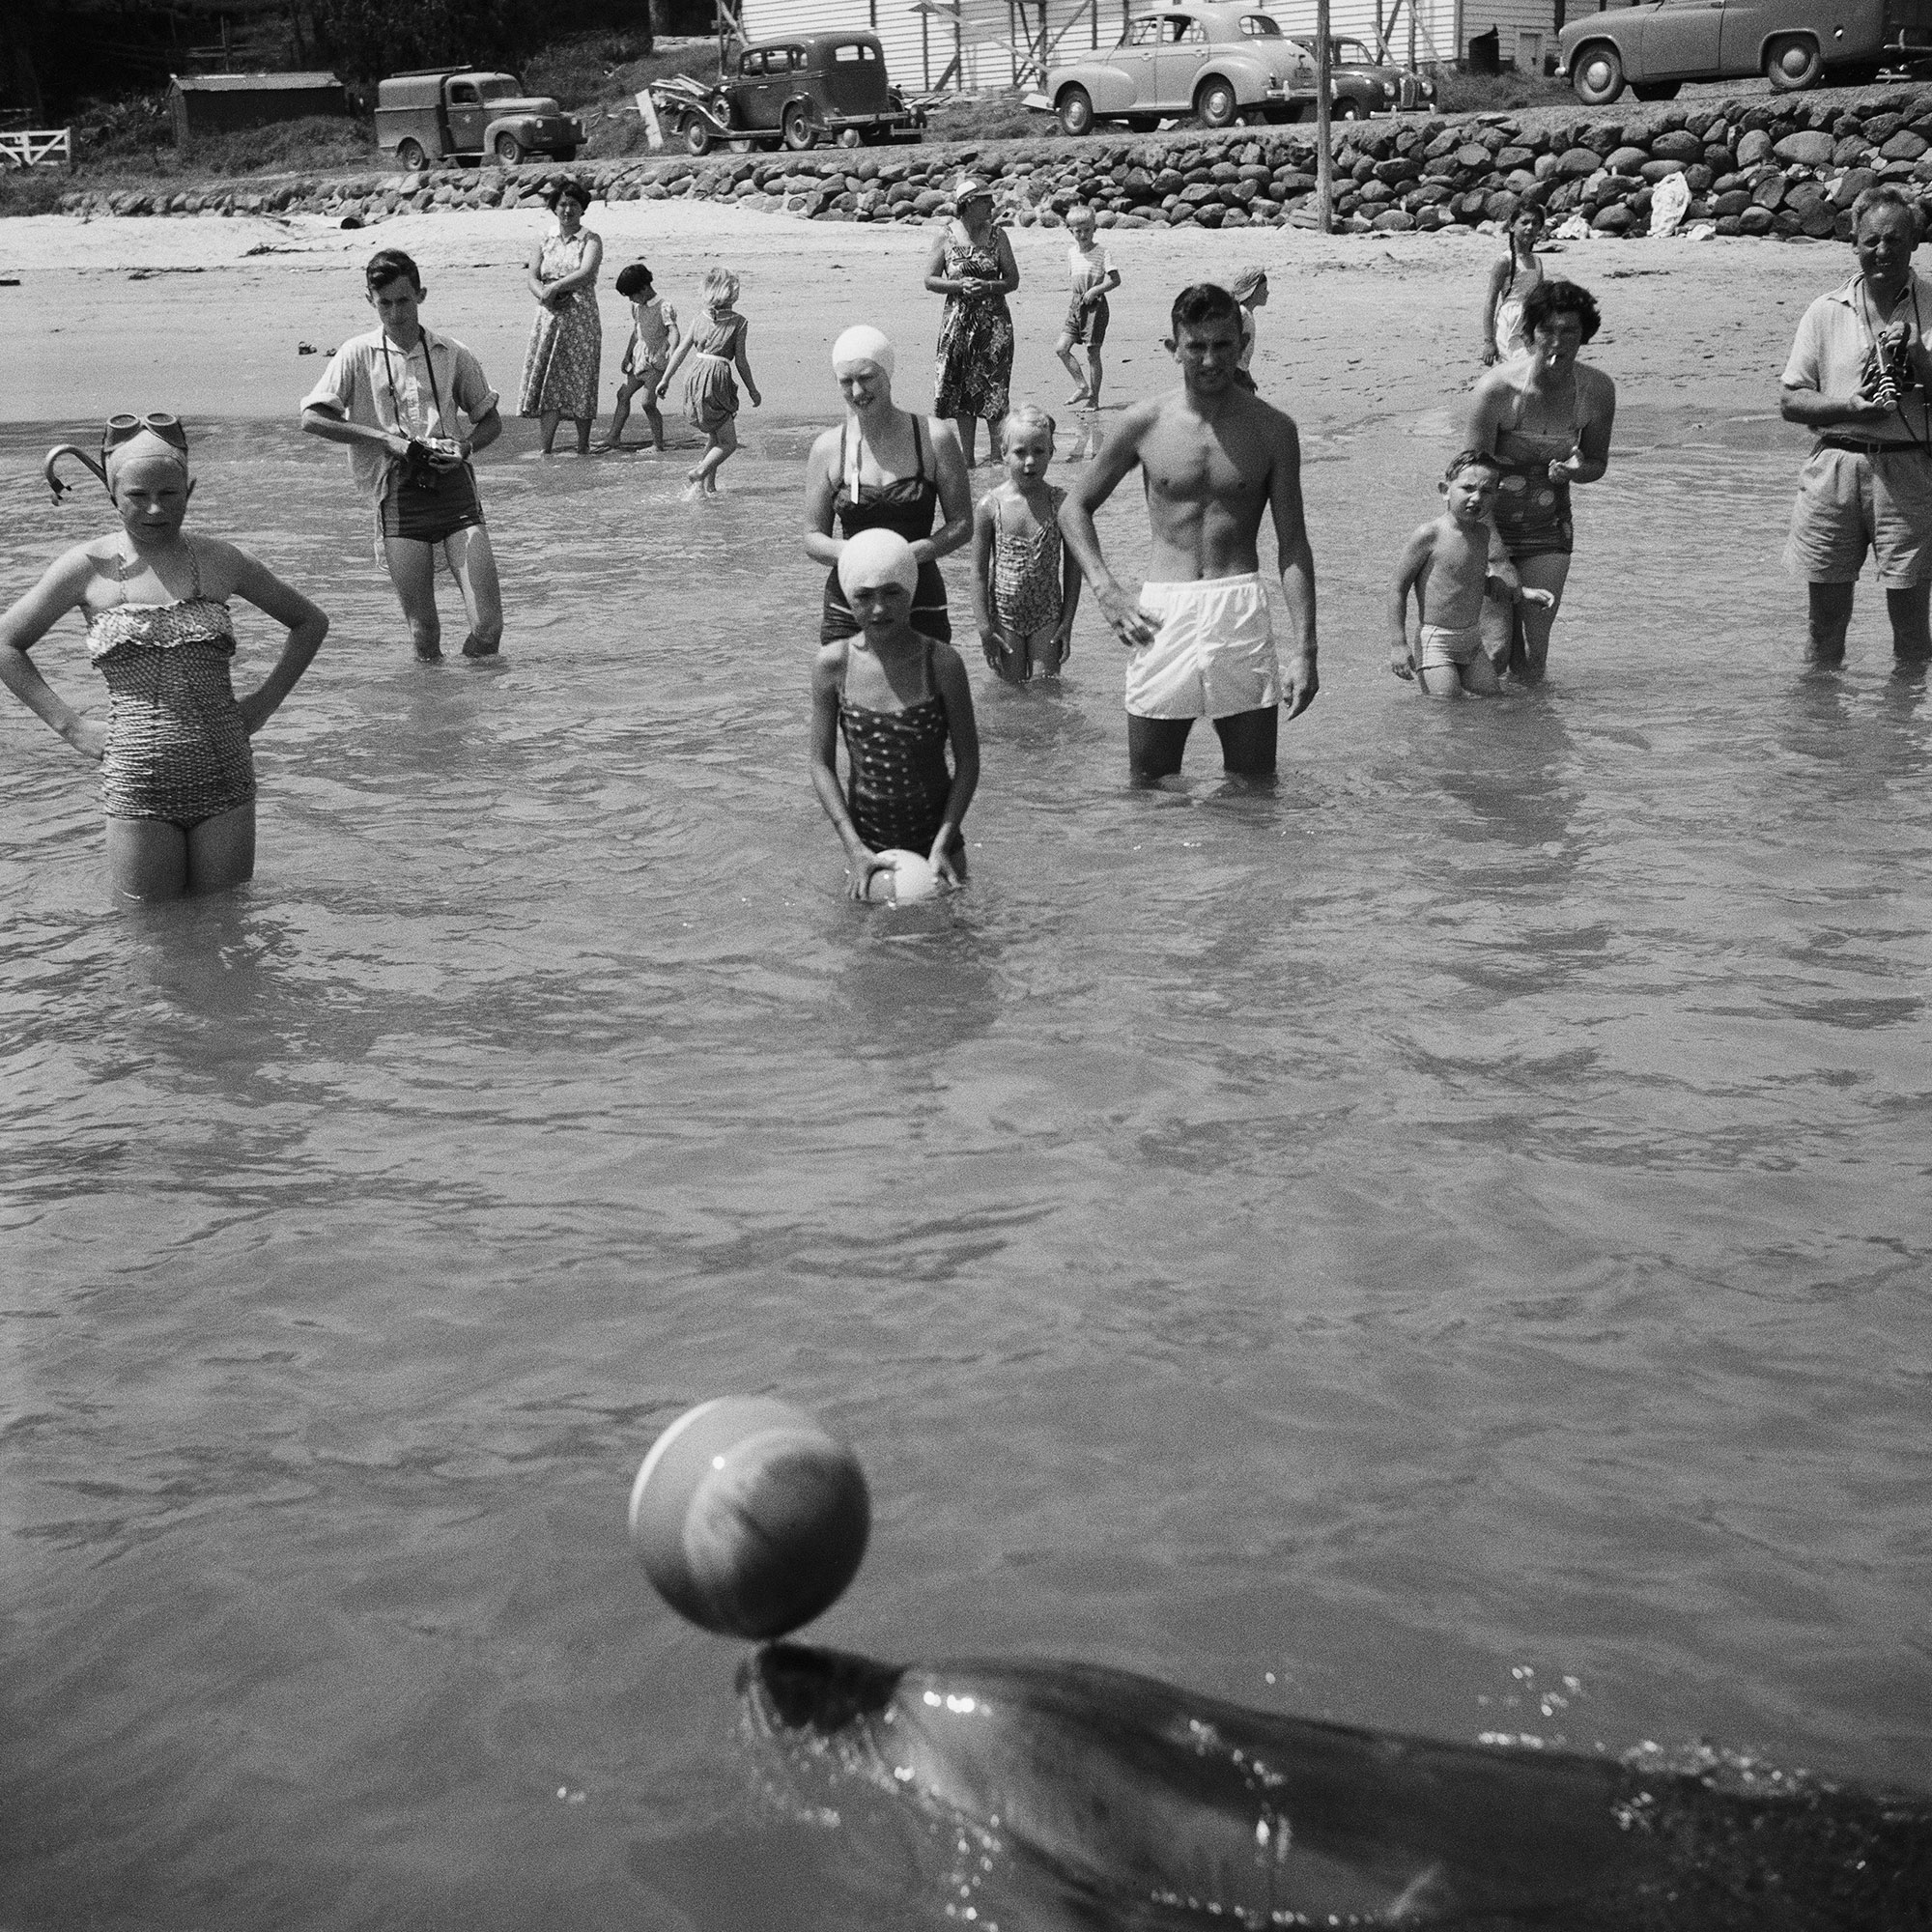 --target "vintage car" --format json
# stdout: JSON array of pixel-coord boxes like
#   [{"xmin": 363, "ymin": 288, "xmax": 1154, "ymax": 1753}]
[
  {"xmin": 659, "ymin": 33, "xmax": 924, "ymax": 154},
  {"xmin": 1048, "ymin": 3, "xmax": 1319, "ymax": 134},
  {"xmin": 1558, "ymin": 0, "xmax": 1932, "ymax": 101},
  {"xmin": 376, "ymin": 68, "xmax": 583, "ymax": 168},
  {"xmin": 1289, "ymin": 35, "xmax": 1436, "ymax": 117}
]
